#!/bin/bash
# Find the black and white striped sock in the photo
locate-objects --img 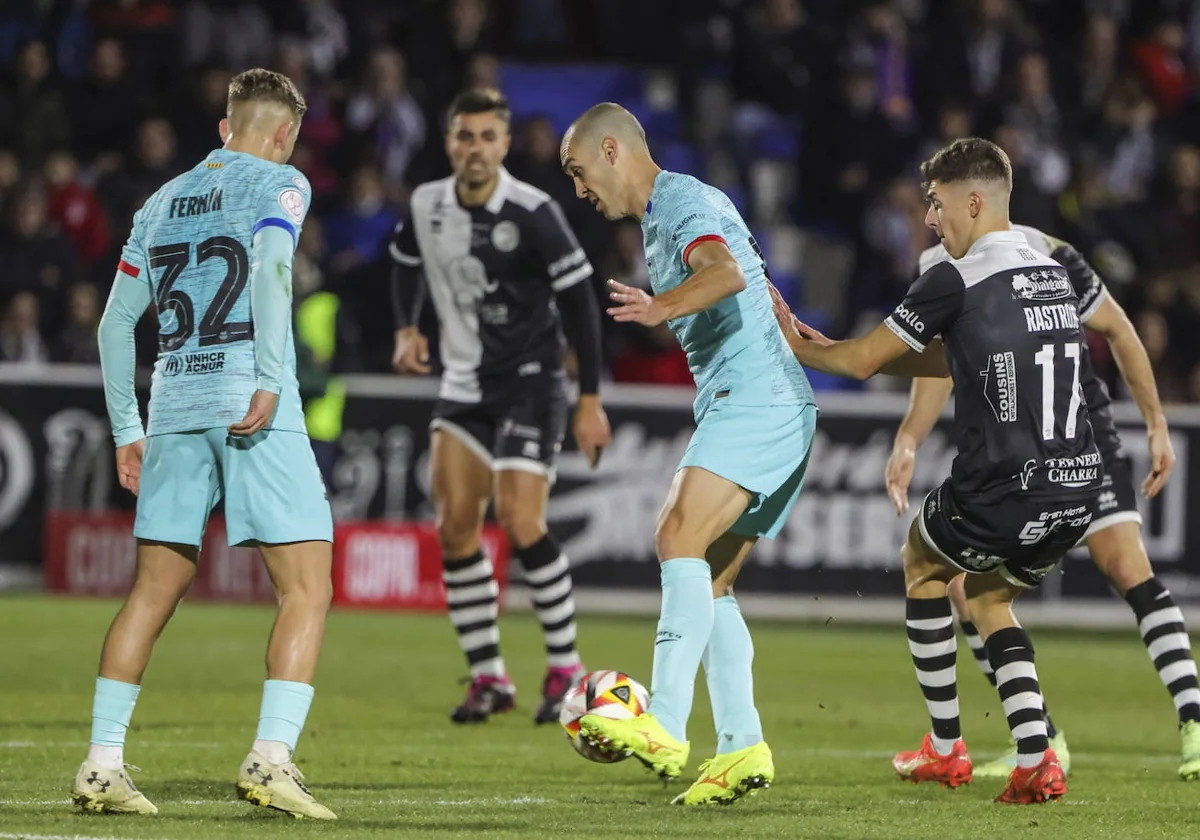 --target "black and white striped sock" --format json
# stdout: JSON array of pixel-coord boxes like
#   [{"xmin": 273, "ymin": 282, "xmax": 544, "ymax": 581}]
[
  {"xmin": 987, "ymin": 626, "xmax": 1048, "ymax": 768},
  {"xmin": 1126, "ymin": 577, "xmax": 1200, "ymax": 724},
  {"xmin": 907, "ymin": 597, "xmax": 960, "ymax": 754},
  {"xmin": 962, "ymin": 619, "xmax": 1059, "ymax": 738},
  {"xmin": 443, "ymin": 551, "xmax": 506, "ymax": 679},
  {"xmin": 515, "ymin": 534, "xmax": 581, "ymax": 670},
  {"xmin": 960, "ymin": 620, "xmax": 997, "ymax": 686}
]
